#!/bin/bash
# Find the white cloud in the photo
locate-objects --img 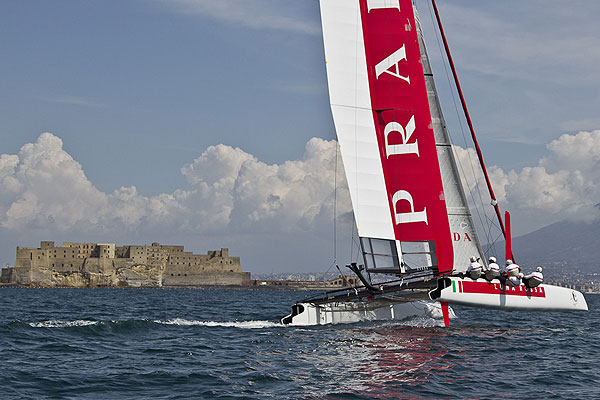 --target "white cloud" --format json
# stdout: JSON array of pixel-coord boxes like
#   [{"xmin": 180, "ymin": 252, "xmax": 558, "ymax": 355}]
[
  {"xmin": 153, "ymin": 0, "xmax": 321, "ymax": 35},
  {"xmin": 0, "ymin": 133, "xmax": 351, "ymax": 237},
  {"xmin": 2, "ymin": 130, "xmax": 598, "ymax": 266},
  {"xmin": 455, "ymin": 130, "xmax": 600, "ymax": 232},
  {"xmin": 230, "ymin": 137, "xmax": 351, "ymax": 233},
  {"xmin": 0, "ymin": 133, "xmax": 108, "ymax": 230}
]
